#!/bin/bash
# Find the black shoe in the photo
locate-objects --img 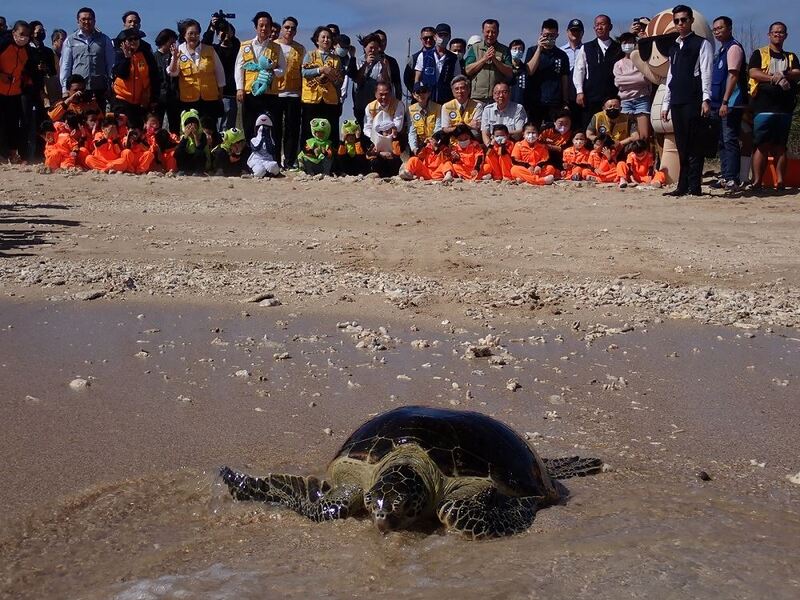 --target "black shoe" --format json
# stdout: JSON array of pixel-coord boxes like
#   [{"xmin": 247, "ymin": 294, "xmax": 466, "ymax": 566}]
[
  {"xmin": 688, "ymin": 190, "xmax": 705, "ymax": 196},
  {"xmin": 664, "ymin": 189, "xmax": 688, "ymax": 197}
]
